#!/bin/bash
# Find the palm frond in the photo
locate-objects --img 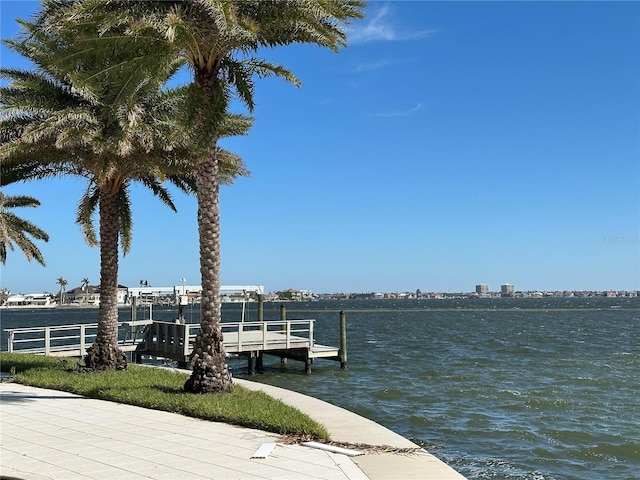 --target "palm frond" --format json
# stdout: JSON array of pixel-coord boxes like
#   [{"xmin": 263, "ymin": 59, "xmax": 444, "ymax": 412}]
[
  {"xmin": 1, "ymin": 194, "xmax": 41, "ymax": 209},
  {"xmin": 217, "ymin": 147, "xmax": 250, "ymax": 185},
  {"xmin": 137, "ymin": 176, "xmax": 177, "ymax": 213},
  {"xmin": 117, "ymin": 186, "xmax": 133, "ymax": 254},
  {"xmin": 75, "ymin": 183, "xmax": 100, "ymax": 247},
  {"xmin": 217, "ymin": 112, "xmax": 253, "ymax": 138},
  {"xmin": 0, "ymin": 191, "xmax": 49, "ymax": 265},
  {"xmin": 167, "ymin": 173, "xmax": 198, "ymax": 195}
]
